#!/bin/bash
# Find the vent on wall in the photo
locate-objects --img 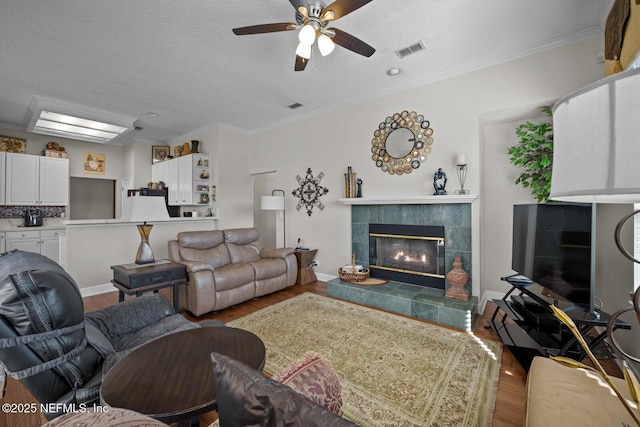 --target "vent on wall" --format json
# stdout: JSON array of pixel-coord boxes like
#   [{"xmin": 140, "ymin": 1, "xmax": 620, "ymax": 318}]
[
  {"xmin": 287, "ymin": 102, "xmax": 303, "ymax": 109},
  {"xmin": 395, "ymin": 41, "xmax": 425, "ymax": 59}
]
